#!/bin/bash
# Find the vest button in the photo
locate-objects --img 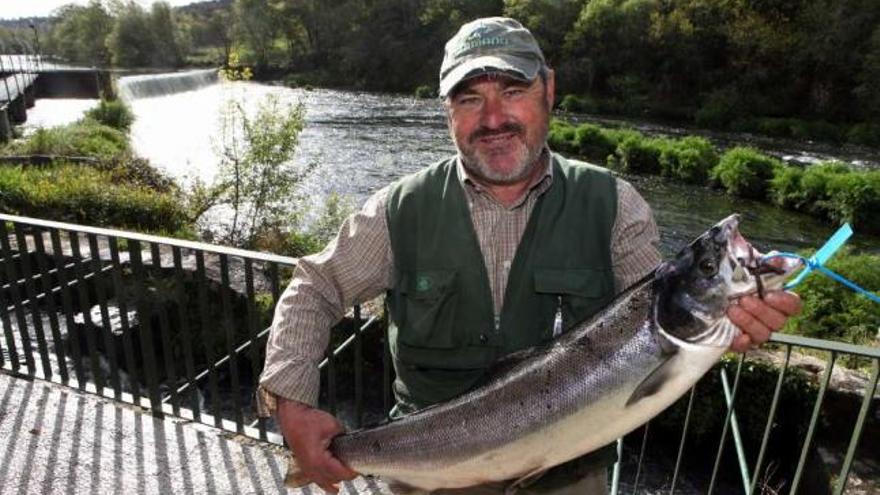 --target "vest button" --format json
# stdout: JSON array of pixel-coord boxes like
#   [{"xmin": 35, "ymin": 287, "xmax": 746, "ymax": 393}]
[{"xmin": 479, "ymin": 333, "xmax": 488, "ymax": 344}]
